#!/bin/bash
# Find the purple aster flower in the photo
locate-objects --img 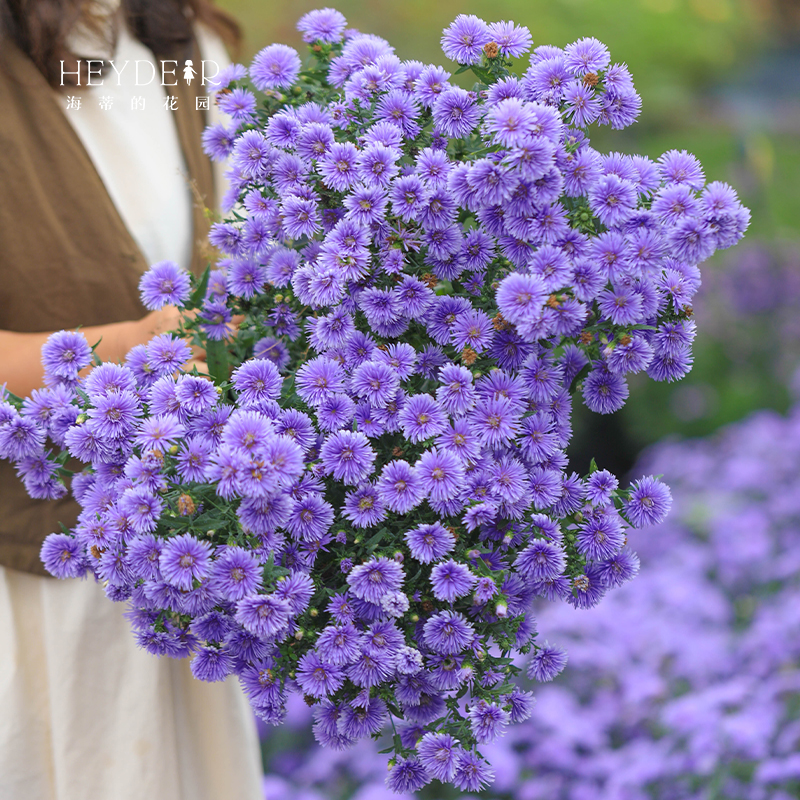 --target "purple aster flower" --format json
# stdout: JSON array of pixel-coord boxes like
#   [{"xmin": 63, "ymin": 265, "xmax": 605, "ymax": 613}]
[
  {"xmin": 346, "ymin": 649, "xmax": 396, "ymax": 689},
  {"xmin": 146, "ymin": 333, "xmax": 192, "ymax": 376},
  {"xmin": 315, "ymin": 623, "xmax": 362, "ymax": 666},
  {"xmin": 646, "ymin": 346, "xmax": 694, "ymax": 383},
  {"xmin": 527, "ymin": 642, "xmax": 568, "ymax": 681},
  {"xmin": 250, "ymin": 43, "xmax": 301, "ymax": 90},
  {"xmin": 327, "ymin": 592, "xmax": 356, "ymax": 625},
  {"xmin": 668, "ymin": 217, "xmax": 716, "ymax": 264},
  {"xmin": 297, "ymin": 7, "xmax": 347, "ymax": 43},
  {"xmin": 585, "ymin": 469, "xmax": 619, "ymax": 505},
  {"xmin": 319, "ymin": 430, "xmax": 375, "ymax": 485},
  {"xmin": 119, "ymin": 486, "xmax": 162, "ymax": 534},
  {"xmin": 430, "ymin": 560, "xmax": 476, "ymax": 603},
  {"xmin": 232, "ymin": 359, "xmax": 282, "ymax": 408},
  {"xmin": 370, "ymin": 389, "xmax": 405, "ymax": 433},
  {"xmin": 652, "ymin": 183, "xmax": 700, "ymax": 226},
  {"xmin": 598, "ymin": 285, "xmax": 645, "ymax": 326},
  {"xmin": 190, "ymin": 646, "xmax": 235, "ymax": 683},
  {"xmin": 296, "ymin": 122, "xmax": 335, "ymax": 162},
  {"xmin": 564, "ymin": 37, "xmax": 610, "ymax": 75},
  {"xmin": 353, "ymin": 402, "xmax": 384, "ymax": 438},
  {"xmin": 658, "ymin": 148, "xmax": 705, "ymax": 190},
  {"xmin": 483, "ymin": 99, "xmax": 530, "ymax": 150},
  {"xmin": 253, "ymin": 337, "xmax": 290, "ymax": 372},
  {"xmin": 468, "ymin": 699, "xmax": 509, "ymax": 743},
  {"xmin": 40, "ymin": 533, "xmax": 87, "ymax": 579},
  {"xmin": 398, "ymin": 394, "xmax": 448, "ymax": 444},
  {"xmin": 417, "ymin": 733, "xmax": 460, "ymax": 782},
  {"xmin": 286, "ymin": 494, "xmax": 334, "ymax": 542},
  {"xmin": 624, "ymin": 475, "xmax": 672, "ymax": 527},
  {"xmin": 488, "ymin": 20, "xmax": 532, "ymax": 57},
  {"xmin": 518, "ymin": 413, "xmax": 558, "ymax": 464},
  {"xmin": 159, "ymin": 533, "xmax": 212, "ymax": 590},
  {"xmin": 469, "ymin": 395, "xmax": 521, "ymax": 447},
  {"xmin": 564, "ymin": 80, "xmax": 601, "ymax": 127},
  {"xmin": 315, "ymin": 393, "xmax": 355, "ymax": 432},
  {"xmin": 416, "ymin": 345, "xmax": 447, "ymax": 380},
  {"xmin": 568, "ymin": 564, "xmax": 608, "ymax": 609},
  {"xmin": 425, "ymin": 296, "xmax": 471, "ymax": 344},
  {"xmin": 208, "ymin": 221, "xmax": 245, "ymax": 256},
  {"xmin": 415, "ymin": 147, "xmax": 451, "ymax": 189},
  {"xmin": 576, "ymin": 513, "xmax": 625, "ymax": 560},
  {"xmin": 295, "ymin": 357, "xmax": 345, "ymax": 406},
  {"xmin": 377, "ymin": 460, "xmax": 424, "ymax": 514},
  {"xmin": 515, "ymin": 539, "xmax": 566, "ymax": 580},
  {"xmin": 312, "ymin": 702, "xmax": 355, "ymax": 750},
  {"xmin": 346, "ymin": 556, "xmax": 404, "ymax": 604},
  {"xmin": 235, "ymin": 593, "xmax": 292, "ymax": 639},
  {"xmin": 374, "ymin": 343, "xmax": 416, "ymax": 381},
  {"xmin": 386, "ymin": 757, "xmax": 430, "ymax": 793},
  {"xmin": 338, "ymin": 698, "xmax": 388, "ymax": 739},
  {"xmin": 653, "ymin": 319, "xmax": 697, "ymax": 356},
  {"xmin": 139, "ymin": 261, "xmax": 191, "ymax": 309},
  {"xmin": 562, "ymin": 146, "xmax": 602, "ymax": 198},
  {"xmin": 86, "ymin": 390, "xmax": 141, "ymax": 441},
  {"xmin": 416, "ymin": 448, "xmax": 465, "ymax": 503},
  {"xmin": 216, "ymin": 86, "xmax": 256, "ymax": 122},
  {"xmin": 441, "ymin": 14, "xmax": 491, "ymax": 65},
  {"xmin": 452, "ymin": 749, "xmax": 494, "ymax": 792},
  {"xmin": 350, "ymin": 361, "xmax": 400, "ymax": 409},
  {"xmin": 342, "ymin": 185, "xmax": 388, "ymax": 226},
  {"xmin": 126, "ymin": 533, "xmax": 163, "ymax": 581},
  {"xmin": 375, "ymin": 89, "xmax": 421, "ymax": 137},
  {"xmin": 389, "ymin": 174, "xmax": 429, "ymax": 223},
  {"xmin": 495, "ymin": 272, "xmax": 547, "ymax": 325},
  {"xmin": 597, "ymin": 546, "xmax": 640, "ymax": 587},
  {"xmin": 582, "ymin": 365, "xmax": 629, "ymax": 414},
  {"xmin": 281, "ymin": 195, "xmax": 321, "ymax": 239},
  {"xmin": 343, "ymin": 483, "xmax": 386, "ymax": 528},
  {"xmin": 174, "ymin": 375, "xmax": 216, "ymax": 417},
  {"xmin": 318, "ymin": 141, "xmax": 360, "ymax": 192},
  {"xmin": 423, "ymin": 610, "xmax": 474, "ymax": 655},
  {"xmin": 272, "ymin": 409, "xmax": 315, "ymax": 453},
  {"xmin": 436, "ymin": 364, "xmax": 476, "ymax": 417},
  {"xmin": 230, "ymin": 131, "xmax": 273, "ymax": 181},
  {"xmin": 451, "ymin": 309, "xmax": 494, "ymax": 353},
  {"xmin": 414, "ymin": 64, "xmax": 451, "ymax": 107},
  {"xmin": 202, "ymin": 123, "xmax": 236, "ymax": 161},
  {"xmin": 296, "ymin": 652, "xmax": 345, "ymax": 698},
  {"xmin": 41, "ymin": 330, "xmax": 92, "ymax": 382},
  {"xmin": 605, "ymin": 334, "xmax": 654, "ymax": 375},
  {"xmin": 209, "ymin": 546, "xmax": 261, "ymax": 601},
  {"xmin": 266, "ymin": 248, "xmax": 300, "ymax": 289},
  {"xmin": 432, "ymin": 87, "xmax": 480, "ymax": 139},
  {"xmin": 588, "ymin": 173, "xmax": 638, "ymax": 228},
  {"xmin": 356, "ymin": 143, "xmax": 399, "ymax": 188}
]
